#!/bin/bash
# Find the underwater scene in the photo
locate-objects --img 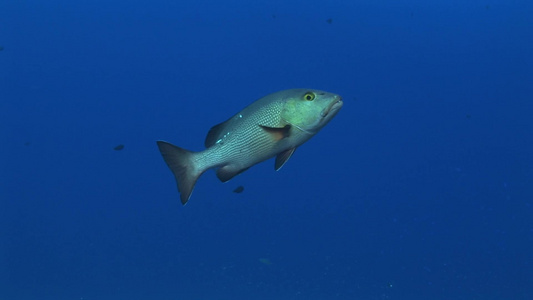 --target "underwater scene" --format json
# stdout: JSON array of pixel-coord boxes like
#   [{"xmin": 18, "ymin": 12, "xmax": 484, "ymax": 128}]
[{"xmin": 1, "ymin": 0, "xmax": 532, "ymax": 299}]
